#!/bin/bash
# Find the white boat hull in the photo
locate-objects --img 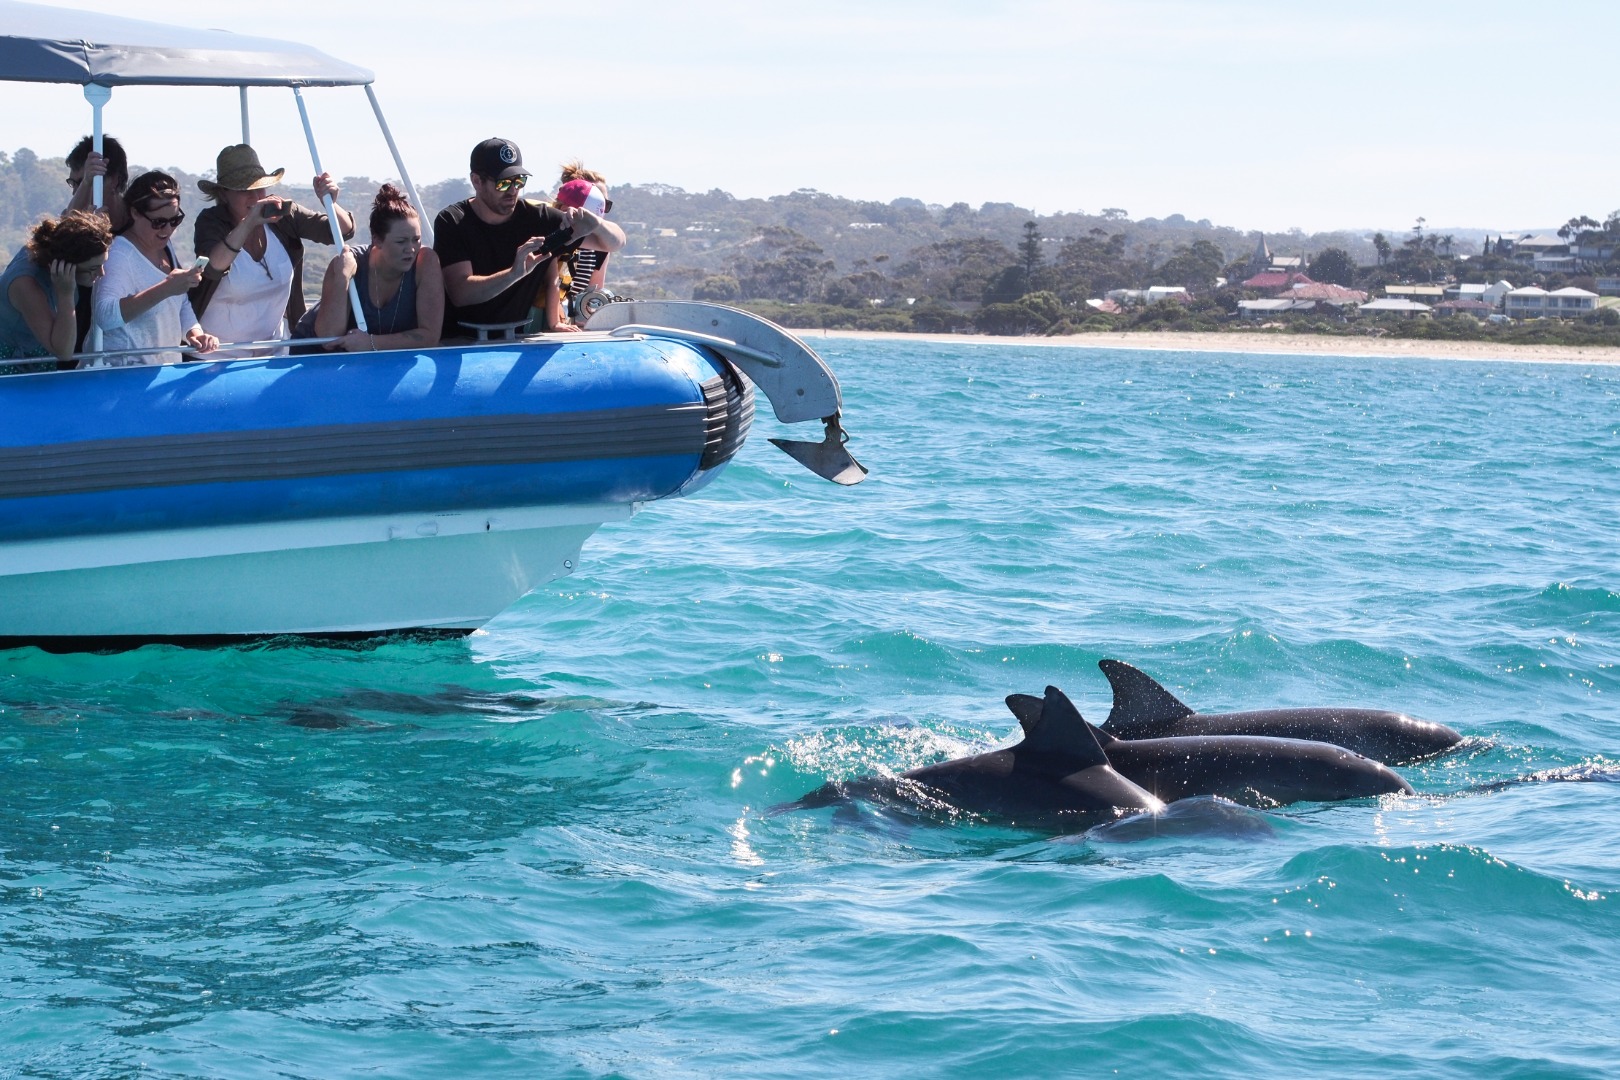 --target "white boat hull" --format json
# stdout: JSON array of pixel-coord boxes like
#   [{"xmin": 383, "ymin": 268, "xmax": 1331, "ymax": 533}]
[{"xmin": 0, "ymin": 503, "xmax": 630, "ymax": 643}]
